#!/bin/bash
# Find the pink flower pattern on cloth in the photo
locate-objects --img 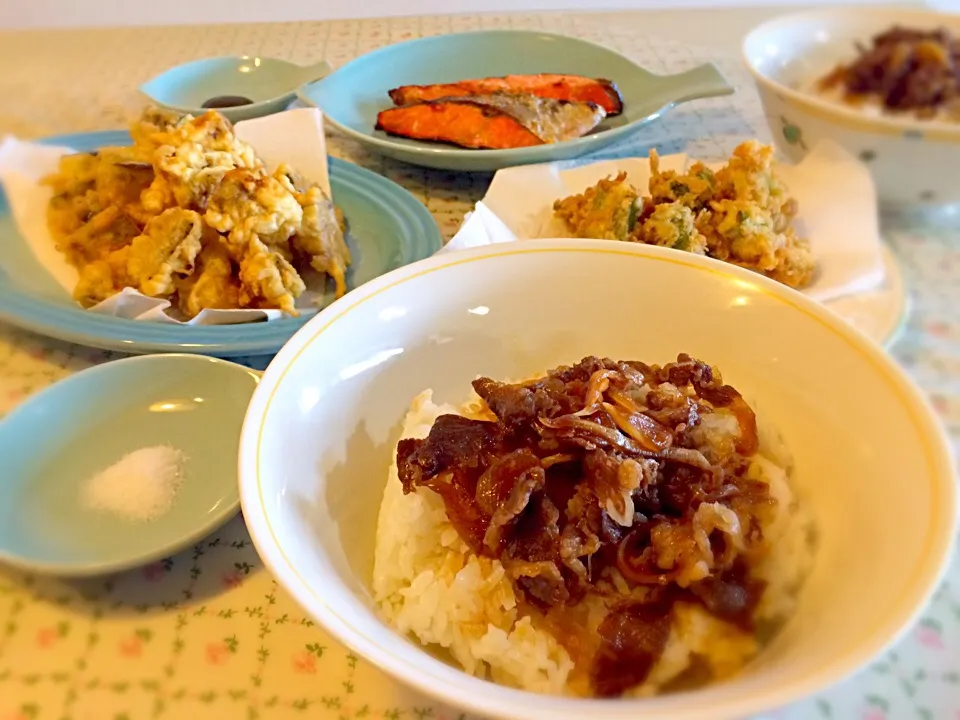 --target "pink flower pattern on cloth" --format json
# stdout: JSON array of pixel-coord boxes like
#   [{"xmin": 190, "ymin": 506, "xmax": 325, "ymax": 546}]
[{"xmin": 0, "ymin": 12, "xmax": 959, "ymax": 720}]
